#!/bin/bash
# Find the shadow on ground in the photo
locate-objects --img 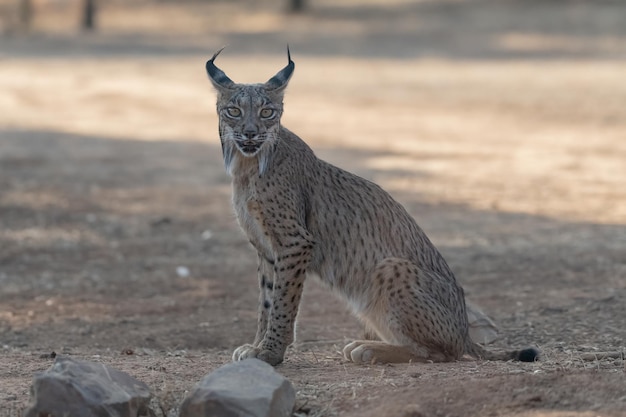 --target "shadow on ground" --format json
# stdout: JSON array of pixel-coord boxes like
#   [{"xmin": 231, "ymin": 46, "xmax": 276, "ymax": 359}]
[{"xmin": 1, "ymin": 128, "xmax": 624, "ymax": 357}]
